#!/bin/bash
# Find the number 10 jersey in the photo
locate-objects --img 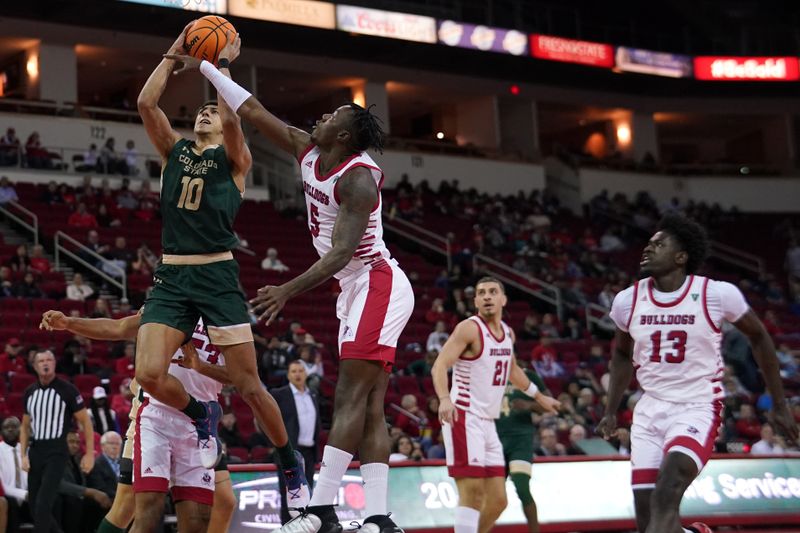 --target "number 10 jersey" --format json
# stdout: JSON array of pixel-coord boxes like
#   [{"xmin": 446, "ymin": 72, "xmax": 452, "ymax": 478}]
[{"xmin": 610, "ymin": 275, "xmax": 749, "ymax": 403}]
